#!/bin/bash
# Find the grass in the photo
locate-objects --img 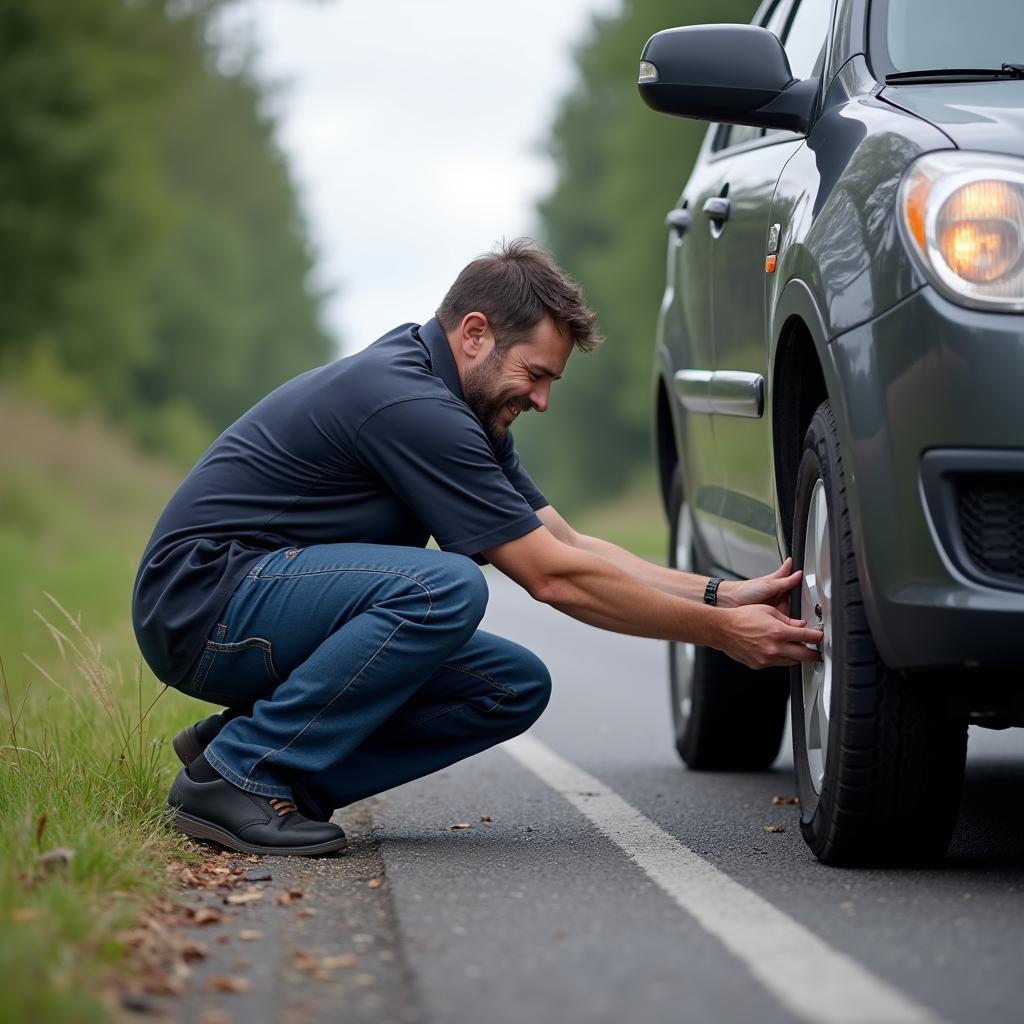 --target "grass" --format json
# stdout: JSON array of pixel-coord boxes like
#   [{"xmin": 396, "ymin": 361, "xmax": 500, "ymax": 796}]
[
  {"xmin": 0, "ymin": 395, "xmax": 211, "ymax": 1022},
  {"xmin": 574, "ymin": 470, "xmax": 668, "ymax": 564}
]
